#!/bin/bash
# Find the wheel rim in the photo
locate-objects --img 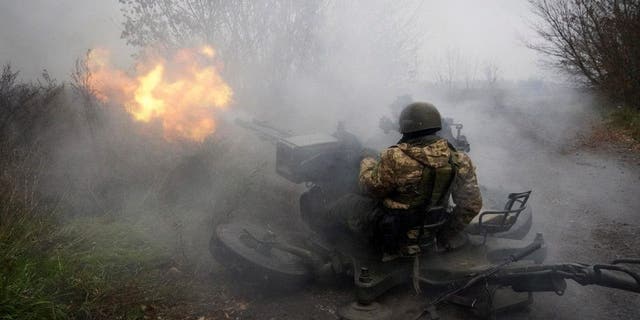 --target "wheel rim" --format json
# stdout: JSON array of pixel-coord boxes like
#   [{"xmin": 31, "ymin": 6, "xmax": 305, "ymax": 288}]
[{"xmin": 215, "ymin": 222, "xmax": 310, "ymax": 279}]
